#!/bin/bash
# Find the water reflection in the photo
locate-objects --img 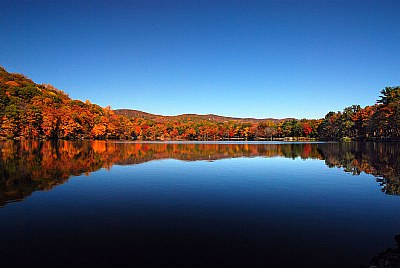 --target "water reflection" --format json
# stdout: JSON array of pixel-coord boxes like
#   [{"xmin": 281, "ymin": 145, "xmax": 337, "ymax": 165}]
[
  {"xmin": 318, "ymin": 142, "xmax": 400, "ymax": 196},
  {"xmin": 1, "ymin": 141, "xmax": 399, "ymax": 207}
]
